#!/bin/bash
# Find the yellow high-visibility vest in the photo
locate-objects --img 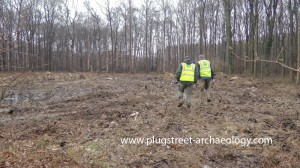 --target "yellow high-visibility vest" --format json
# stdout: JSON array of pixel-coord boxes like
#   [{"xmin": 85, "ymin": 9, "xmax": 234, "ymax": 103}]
[
  {"xmin": 198, "ymin": 60, "xmax": 211, "ymax": 78},
  {"xmin": 180, "ymin": 63, "xmax": 195, "ymax": 82}
]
